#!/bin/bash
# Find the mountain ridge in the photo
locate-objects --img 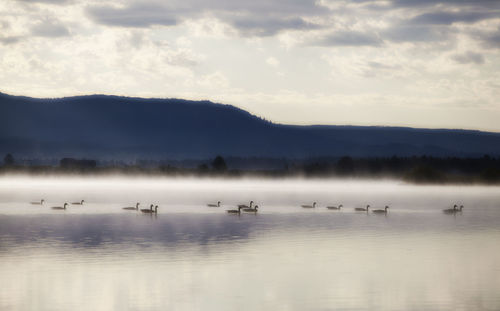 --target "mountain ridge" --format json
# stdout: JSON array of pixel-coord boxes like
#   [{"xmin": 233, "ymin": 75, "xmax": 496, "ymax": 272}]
[{"xmin": 1, "ymin": 92, "xmax": 500, "ymax": 159}]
